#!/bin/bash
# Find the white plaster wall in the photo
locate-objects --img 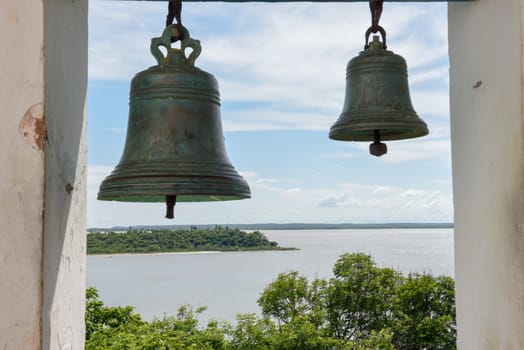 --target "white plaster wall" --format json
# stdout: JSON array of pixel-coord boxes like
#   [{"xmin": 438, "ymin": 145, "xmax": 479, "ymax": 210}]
[
  {"xmin": 42, "ymin": 0, "xmax": 88, "ymax": 349},
  {"xmin": 0, "ymin": 1, "xmax": 88, "ymax": 349},
  {"xmin": 0, "ymin": 2, "xmax": 45, "ymax": 349},
  {"xmin": 449, "ymin": 1, "xmax": 524, "ymax": 348}
]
